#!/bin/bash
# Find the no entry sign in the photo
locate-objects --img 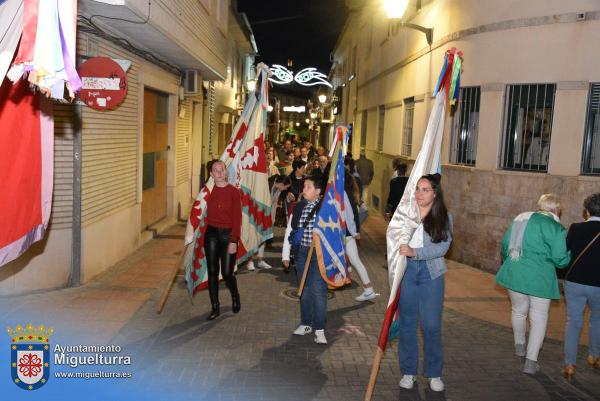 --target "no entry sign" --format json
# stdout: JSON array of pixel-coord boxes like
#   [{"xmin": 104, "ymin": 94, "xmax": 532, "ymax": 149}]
[{"xmin": 77, "ymin": 57, "xmax": 128, "ymax": 110}]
